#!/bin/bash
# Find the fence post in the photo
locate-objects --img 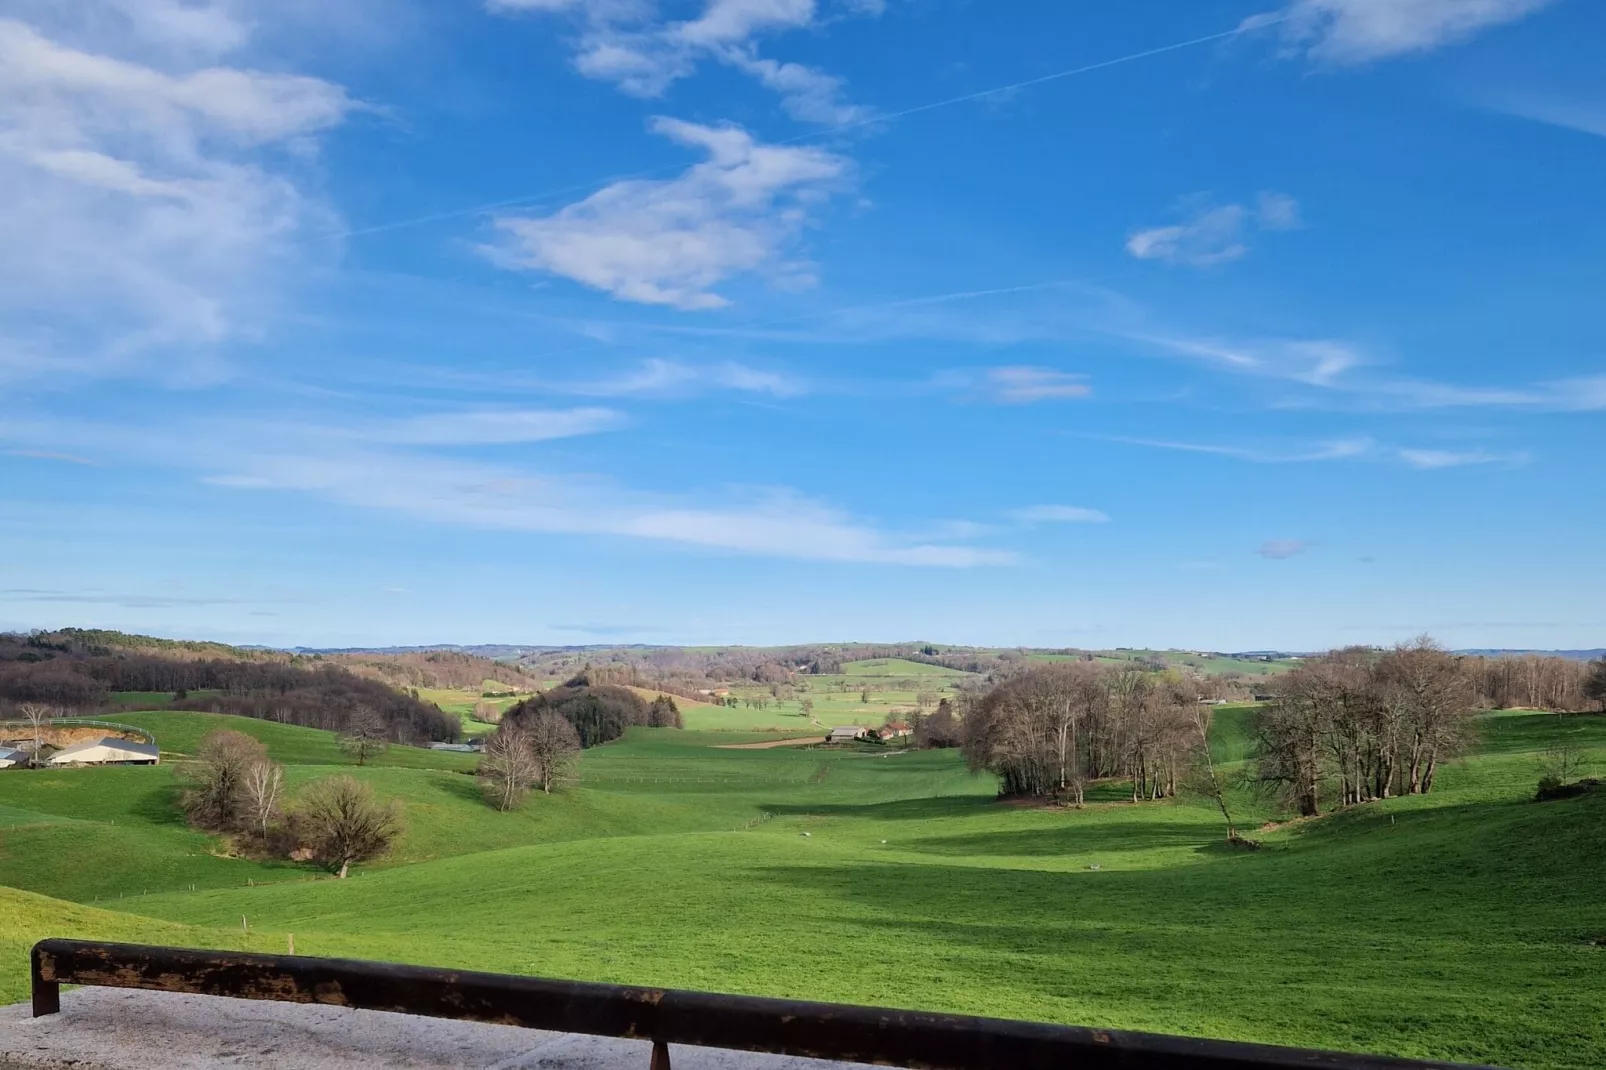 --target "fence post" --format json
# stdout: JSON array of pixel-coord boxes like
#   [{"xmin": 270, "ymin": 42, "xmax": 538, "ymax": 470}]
[{"xmin": 30, "ymin": 947, "xmax": 60, "ymax": 1018}]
